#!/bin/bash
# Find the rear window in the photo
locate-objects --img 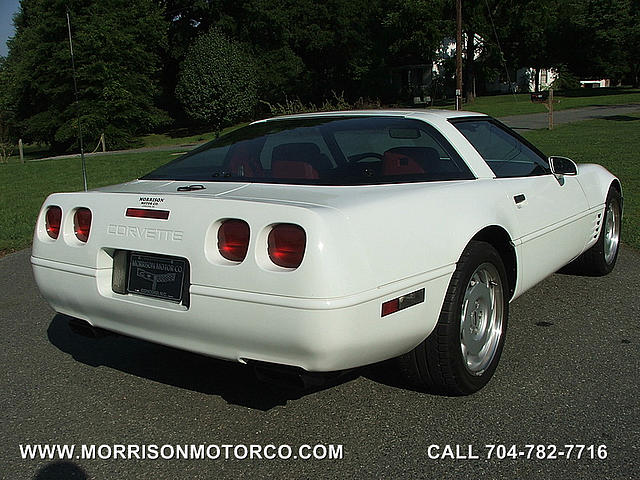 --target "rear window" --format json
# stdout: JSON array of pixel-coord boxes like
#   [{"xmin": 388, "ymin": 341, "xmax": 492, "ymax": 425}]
[{"xmin": 143, "ymin": 116, "xmax": 475, "ymax": 185}]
